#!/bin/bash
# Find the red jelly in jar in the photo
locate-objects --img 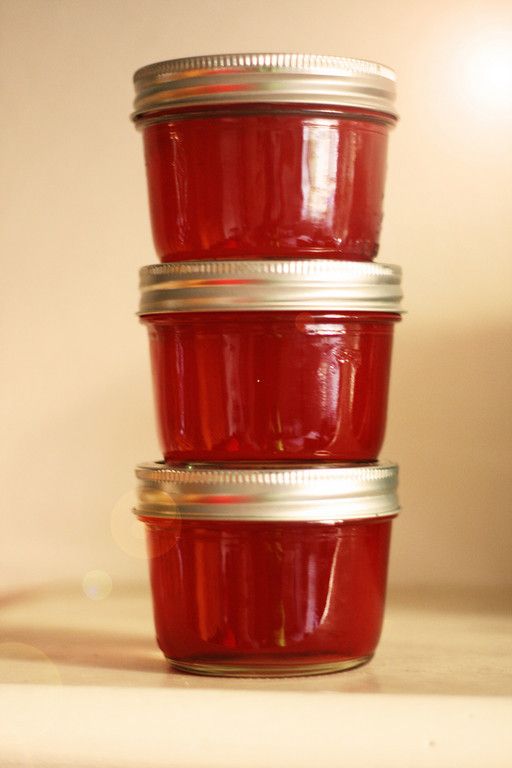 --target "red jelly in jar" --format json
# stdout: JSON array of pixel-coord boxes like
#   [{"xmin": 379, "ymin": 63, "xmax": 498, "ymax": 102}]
[
  {"xmin": 134, "ymin": 461, "xmax": 400, "ymax": 677},
  {"xmin": 132, "ymin": 53, "xmax": 398, "ymax": 262},
  {"xmin": 138, "ymin": 260, "xmax": 403, "ymax": 463}
]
